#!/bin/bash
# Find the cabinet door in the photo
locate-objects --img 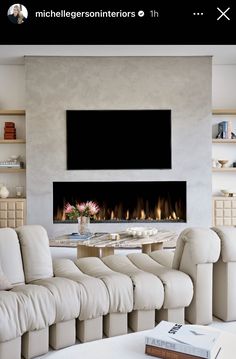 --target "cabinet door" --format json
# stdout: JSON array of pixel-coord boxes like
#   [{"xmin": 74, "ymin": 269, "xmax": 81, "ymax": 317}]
[{"xmin": 0, "ymin": 200, "xmax": 26, "ymax": 228}]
